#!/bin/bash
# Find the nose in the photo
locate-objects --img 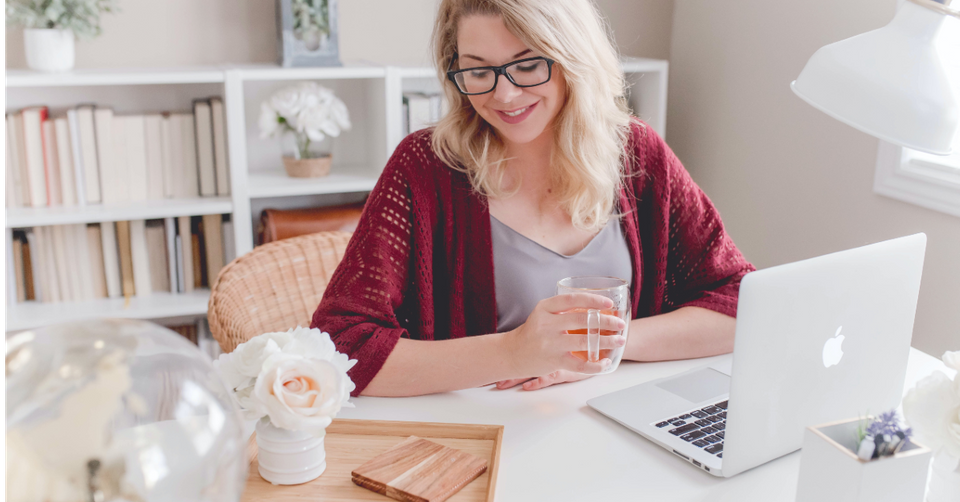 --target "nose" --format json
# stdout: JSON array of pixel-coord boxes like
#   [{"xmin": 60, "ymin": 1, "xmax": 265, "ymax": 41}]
[{"xmin": 492, "ymin": 73, "xmax": 522, "ymax": 104}]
